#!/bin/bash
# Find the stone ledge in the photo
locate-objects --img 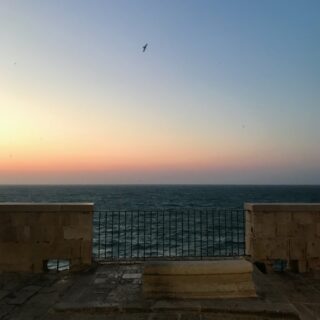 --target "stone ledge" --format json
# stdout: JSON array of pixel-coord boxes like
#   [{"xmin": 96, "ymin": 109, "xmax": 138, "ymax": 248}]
[
  {"xmin": 245, "ymin": 203, "xmax": 320, "ymax": 212},
  {"xmin": 144, "ymin": 260, "xmax": 253, "ymax": 275},
  {"xmin": 0, "ymin": 203, "xmax": 94, "ymax": 213}
]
